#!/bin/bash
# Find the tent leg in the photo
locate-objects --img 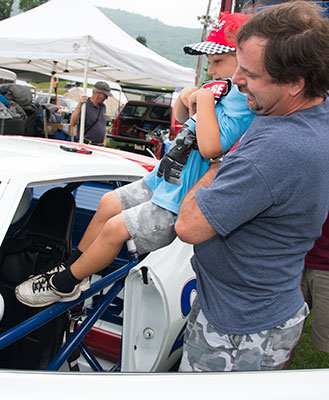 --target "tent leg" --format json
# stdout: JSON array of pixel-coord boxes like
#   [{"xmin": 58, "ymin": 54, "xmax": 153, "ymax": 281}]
[
  {"xmin": 79, "ymin": 58, "xmax": 89, "ymax": 144},
  {"xmin": 43, "ymin": 109, "xmax": 48, "ymax": 138}
]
